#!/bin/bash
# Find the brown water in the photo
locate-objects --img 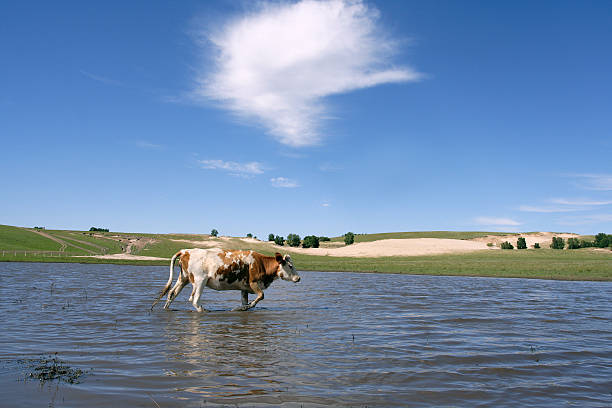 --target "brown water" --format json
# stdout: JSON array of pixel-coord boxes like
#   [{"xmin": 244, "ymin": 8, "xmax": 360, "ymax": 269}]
[{"xmin": 1, "ymin": 262, "xmax": 611, "ymax": 407}]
